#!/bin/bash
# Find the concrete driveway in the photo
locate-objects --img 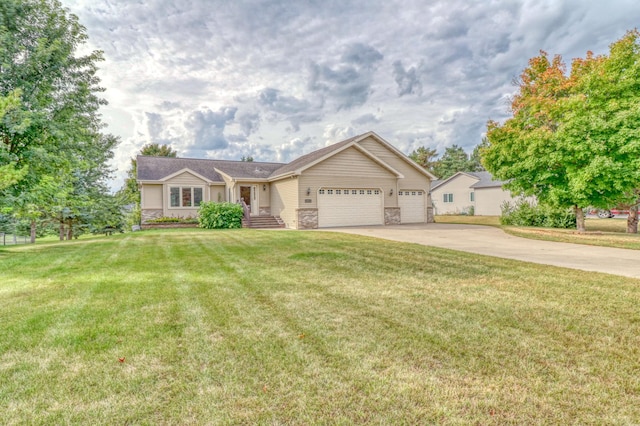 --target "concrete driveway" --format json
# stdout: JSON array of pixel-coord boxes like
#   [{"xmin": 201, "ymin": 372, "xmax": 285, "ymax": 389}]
[{"xmin": 326, "ymin": 223, "xmax": 640, "ymax": 279}]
